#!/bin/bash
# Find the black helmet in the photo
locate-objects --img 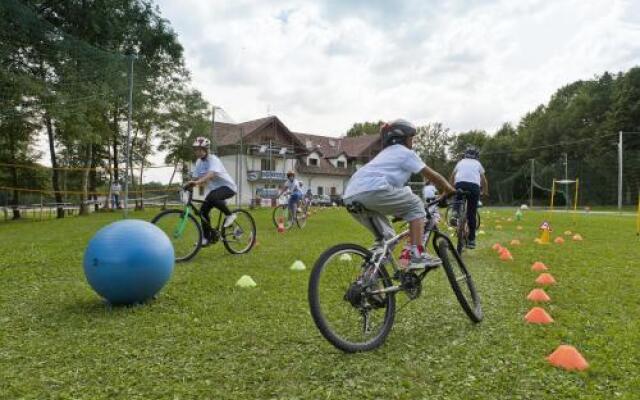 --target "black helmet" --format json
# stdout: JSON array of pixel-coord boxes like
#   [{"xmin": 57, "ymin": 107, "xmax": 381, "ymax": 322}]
[
  {"xmin": 381, "ymin": 119, "xmax": 417, "ymax": 148},
  {"xmin": 464, "ymin": 146, "xmax": 480, "ymax": 159}
]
